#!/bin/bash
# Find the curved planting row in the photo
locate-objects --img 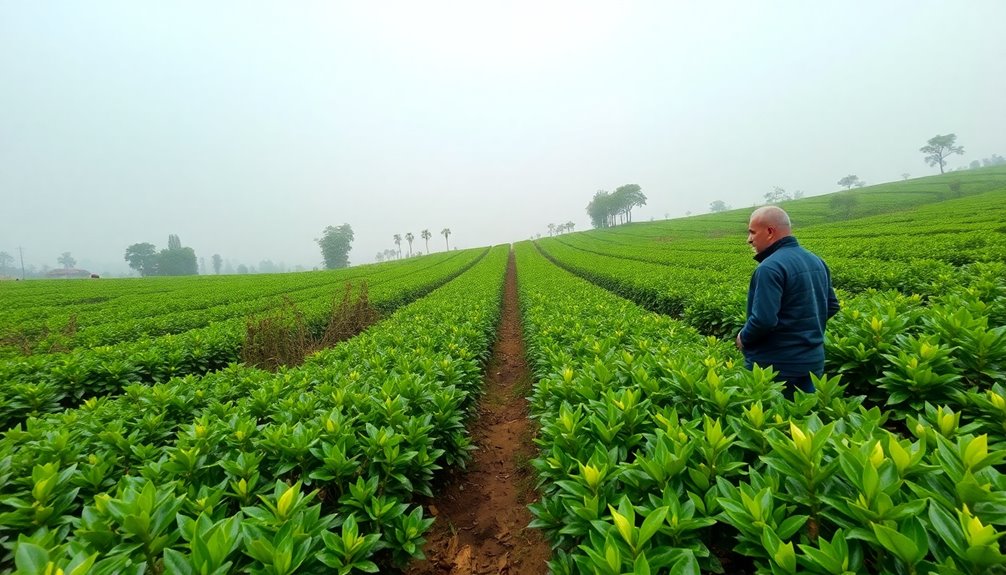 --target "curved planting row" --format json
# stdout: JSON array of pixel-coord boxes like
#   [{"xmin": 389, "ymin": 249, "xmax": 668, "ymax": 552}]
[
  {"xmin": 515, "ymin": 241, "xmax": 1006, "ymax": 575},
  {"xmin": 557, "ymin": 188, "xmax": 1006, "ymax": 269},
  {"xmin": 536, "ymin": 232, "xmax": 1006, "ymax": 341},
  {"xmin": 537, "ymin": 180, "xmax": 1006, "ymax": 343},
  {"xmin": 0, "ymin": 248, "xmax": 489, "ymax": 430},
  {"xmin": 540, "ymin": 233, "xmax": 961, "ymax": 306},
  {"xmin": 797, "ymin": 189, "xmax": 1006, "ymax": 265},
  {"xmin": 0, "ymin": 244, "xmax": 508, "ymax": 574},
  {"xmin": 0, "ymin": 251, "xmax": 473, "ymax": 357},
  {"xmin": 533, "ymin": 239, "xmax": 749, "ymax": 338}
]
